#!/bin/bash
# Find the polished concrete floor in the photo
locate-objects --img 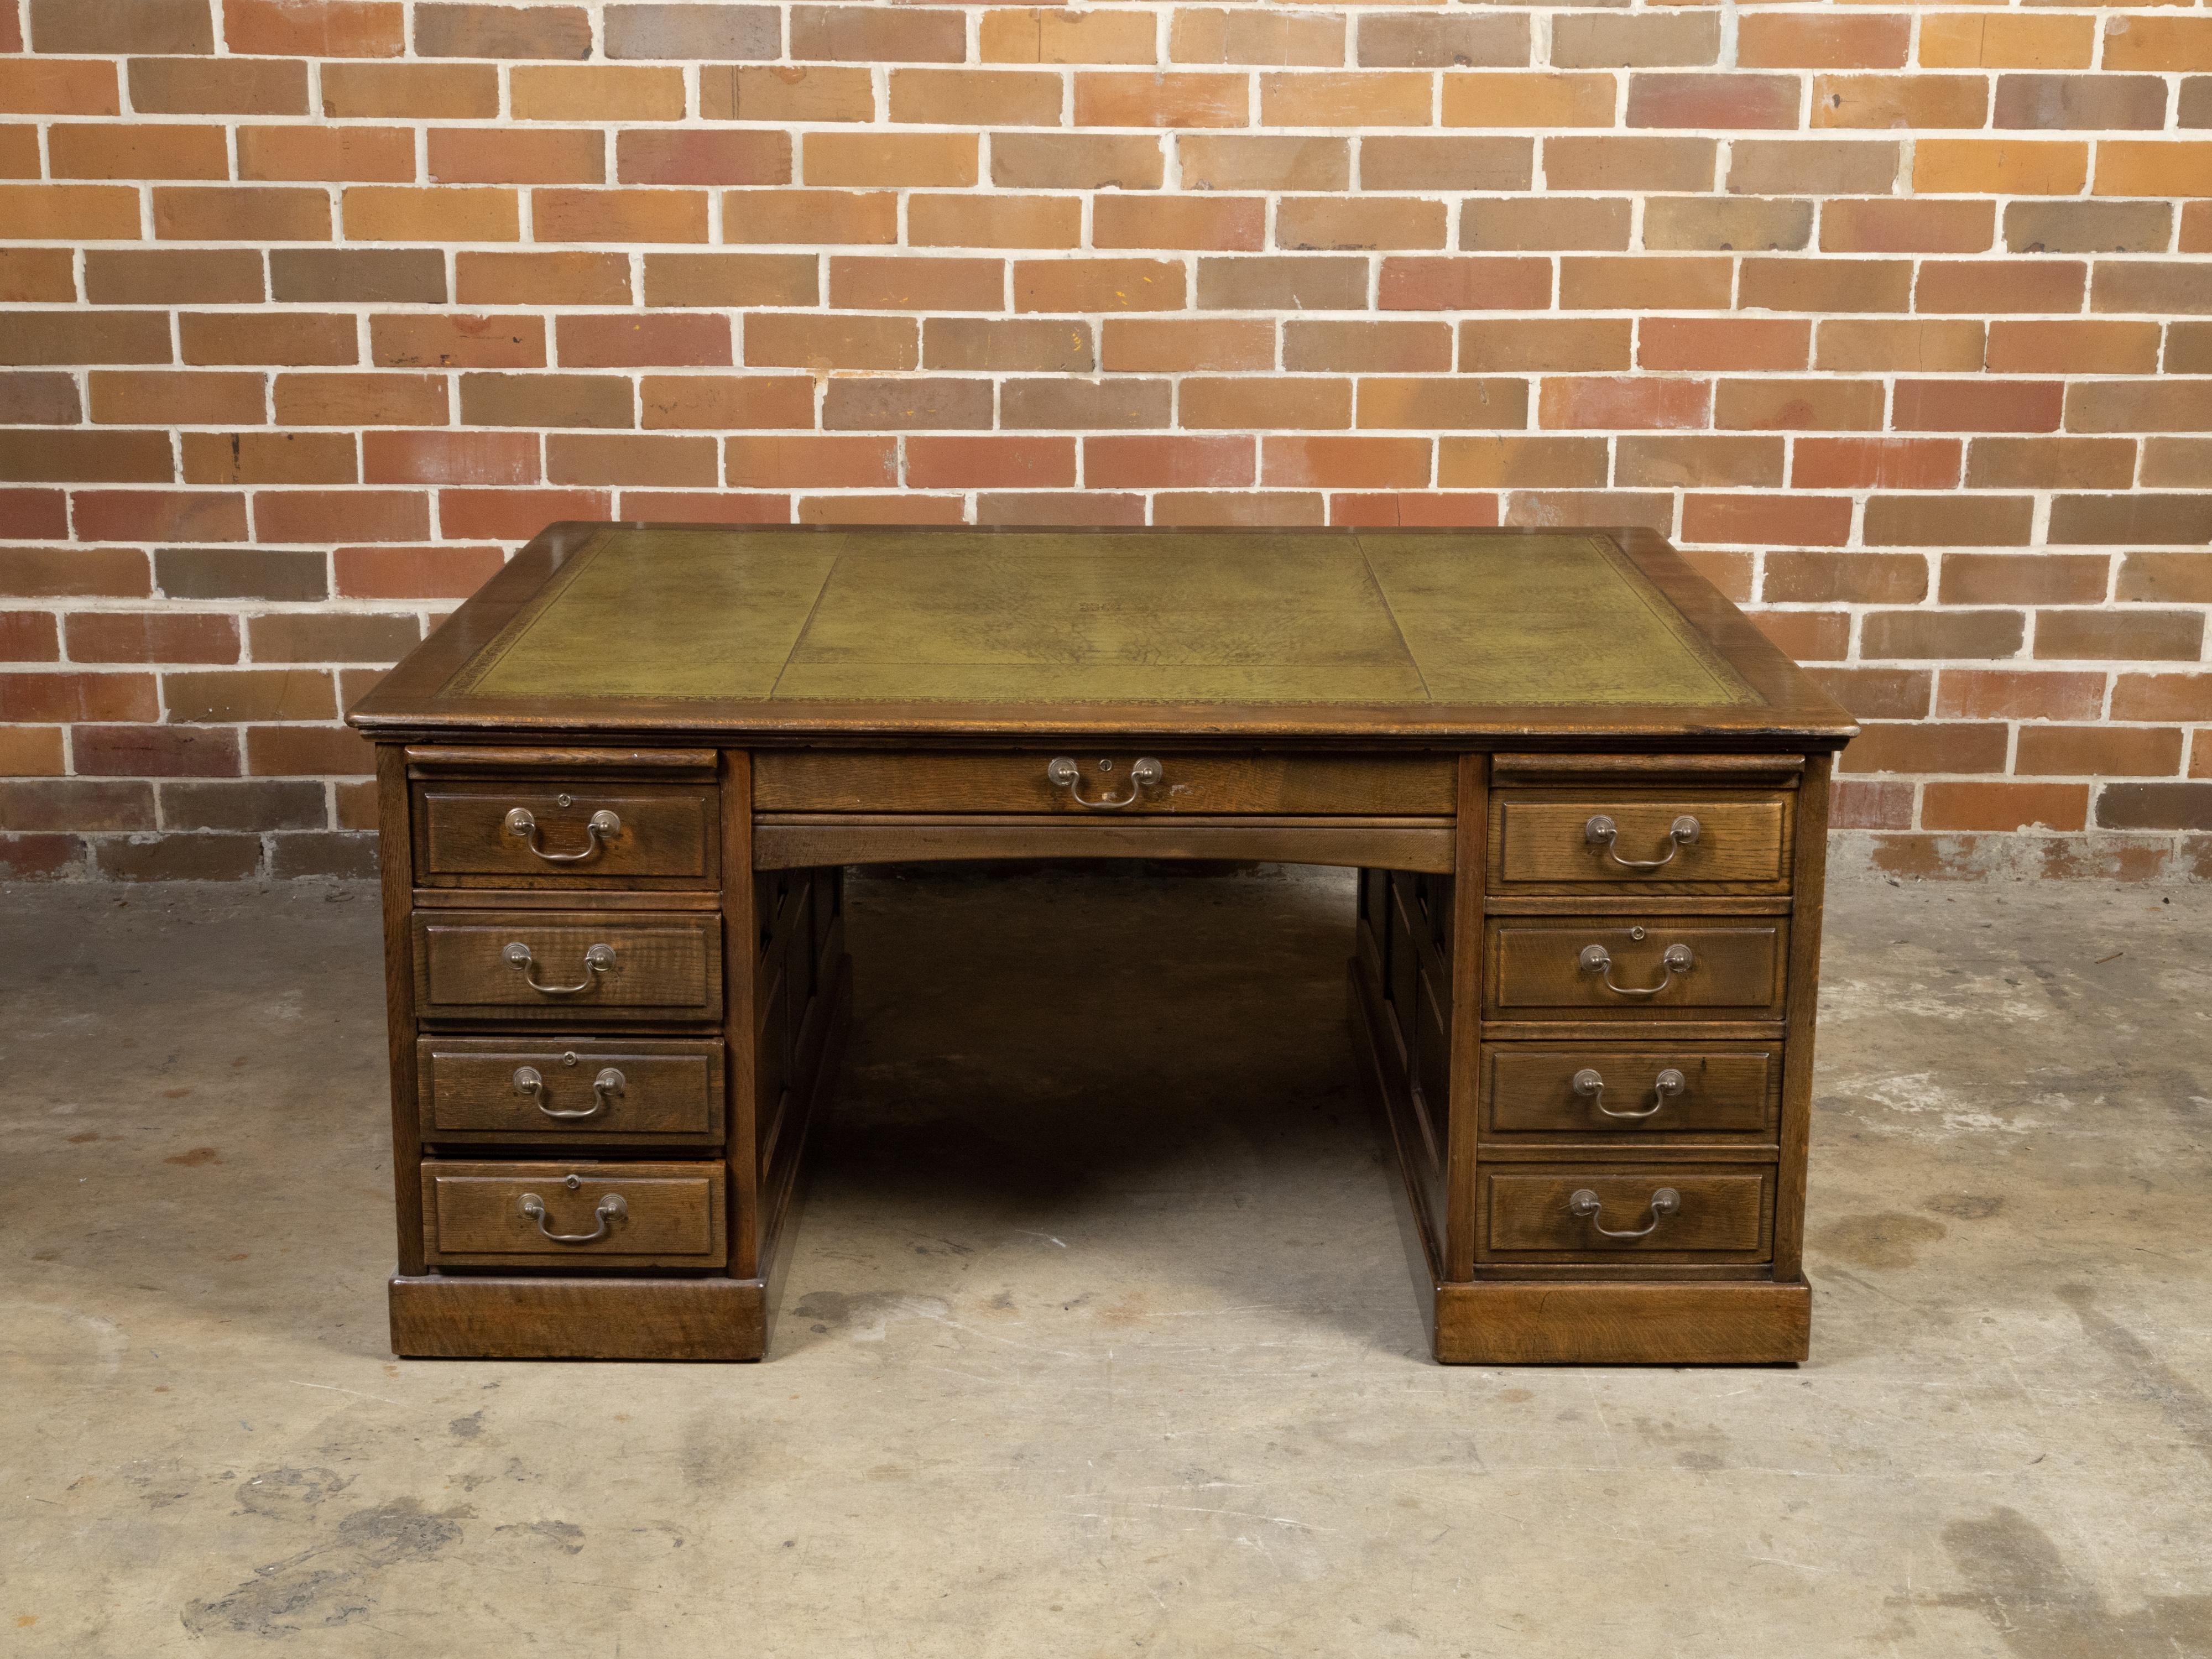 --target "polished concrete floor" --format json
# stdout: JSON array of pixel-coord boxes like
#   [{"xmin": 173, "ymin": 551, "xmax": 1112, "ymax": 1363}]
[{"xmin": 3, "ymin": 866, "xmax": 2208, "ymax": 1657}]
